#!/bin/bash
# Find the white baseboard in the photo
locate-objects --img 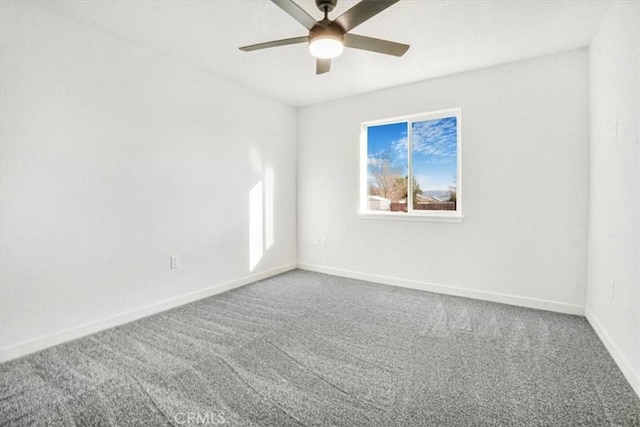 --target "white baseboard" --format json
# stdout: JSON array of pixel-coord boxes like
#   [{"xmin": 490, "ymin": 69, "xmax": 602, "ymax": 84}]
[
  {"xmin": 297, "ymin": 263, "xmax": 585, "ymax": 315},
  {"xmin": 585, "ymin": 307, "xmax": 640, "ymax": 399},
  {"xmin": 0, "ymin": 263, "xmax": 297, "ymax": 363}
]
